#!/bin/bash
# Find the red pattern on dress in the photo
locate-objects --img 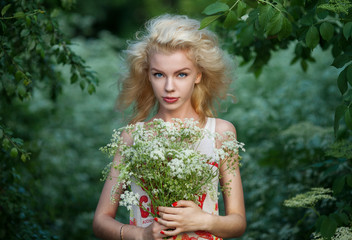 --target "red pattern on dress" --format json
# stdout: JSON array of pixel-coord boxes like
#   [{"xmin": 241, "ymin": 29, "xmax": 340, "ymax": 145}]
[
  {"xmin": 197, "ymin": 193, "xmax": 207, "ymax": 210},
  {"xmin": 181, "ymin": 233, "xmax": 197, "ymax": 240},
  {"xmin": 195, "ymin": 231, "xmax": 214, "ymax": 240}
]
